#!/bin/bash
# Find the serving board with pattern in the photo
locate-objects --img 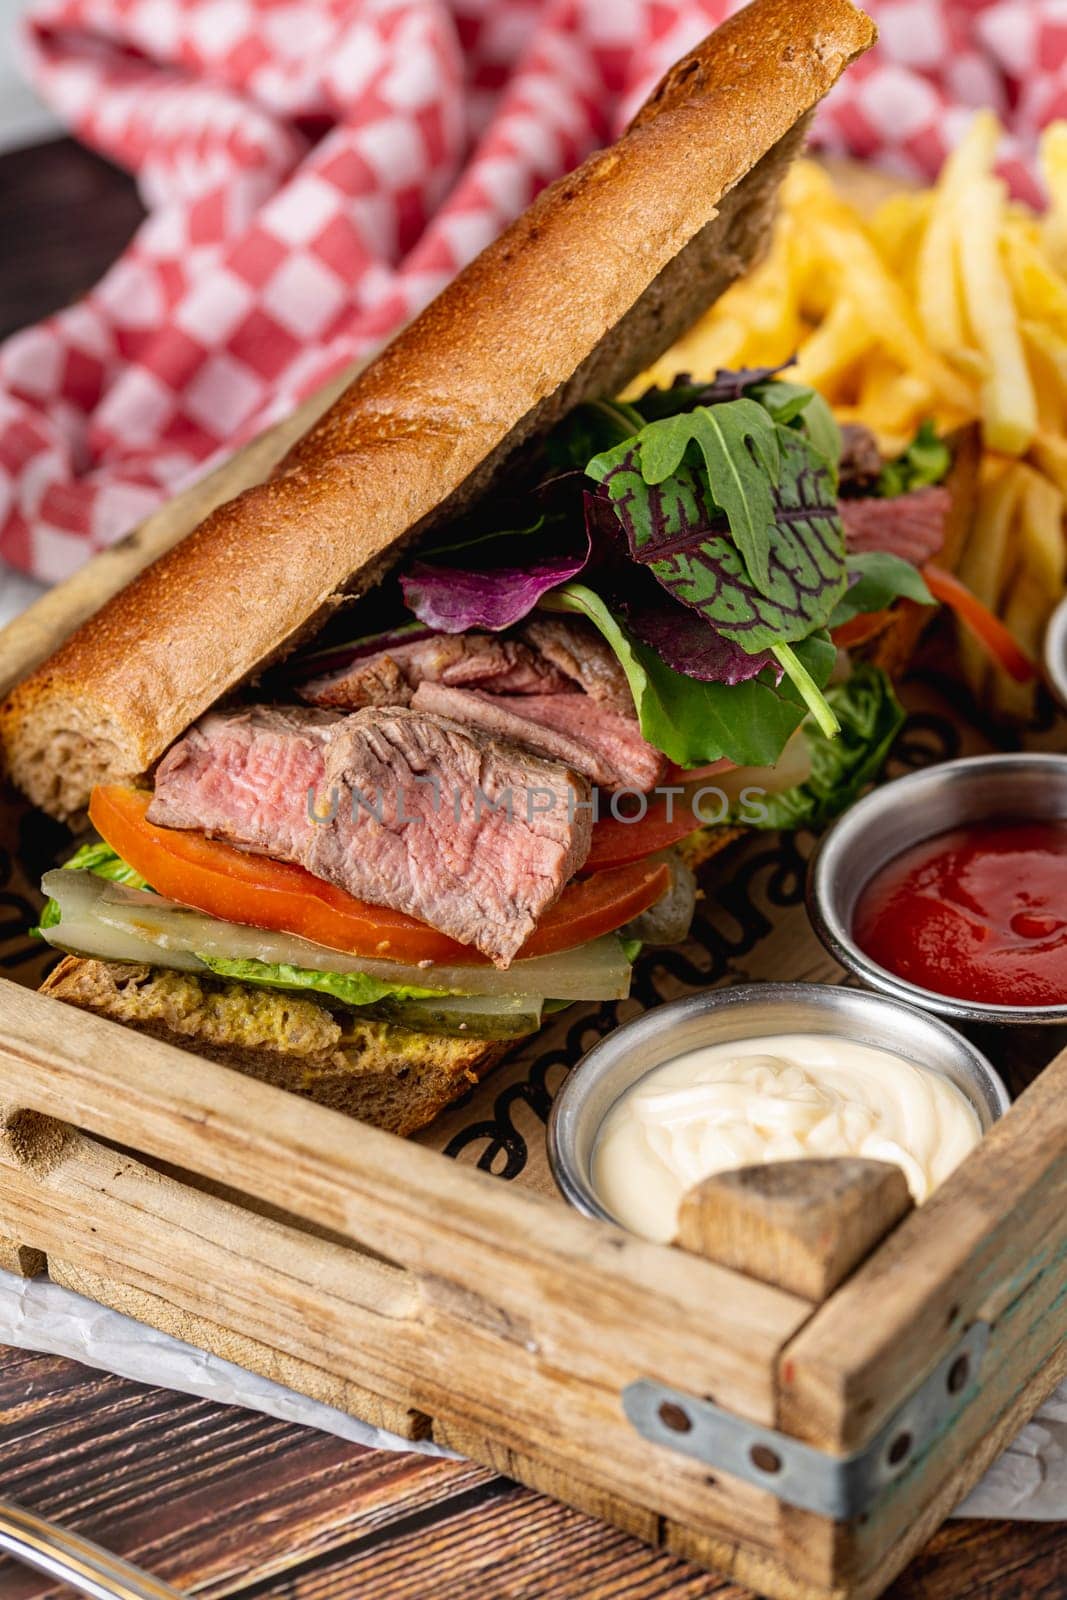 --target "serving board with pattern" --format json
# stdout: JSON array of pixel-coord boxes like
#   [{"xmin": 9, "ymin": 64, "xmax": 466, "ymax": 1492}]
[{"xmin": 0, "ymin": 384, "xmax": 1065, "ymax": 1600}]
